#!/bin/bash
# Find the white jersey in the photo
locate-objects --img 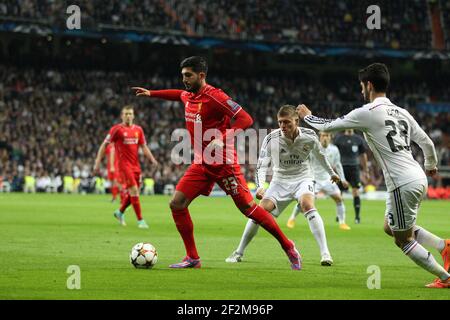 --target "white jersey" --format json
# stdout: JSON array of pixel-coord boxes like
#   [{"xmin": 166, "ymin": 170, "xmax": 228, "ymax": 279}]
[
  {"xmin": 304, "ymin": 97, "xmax": 437, "ymax": 192},
  {"xmin": 256, "ymin": 127, "xmax": 336, "ymax": 188},
  {"xmin": 311, "ymin": 144, "xmax": 346, "ymax": 183}
]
